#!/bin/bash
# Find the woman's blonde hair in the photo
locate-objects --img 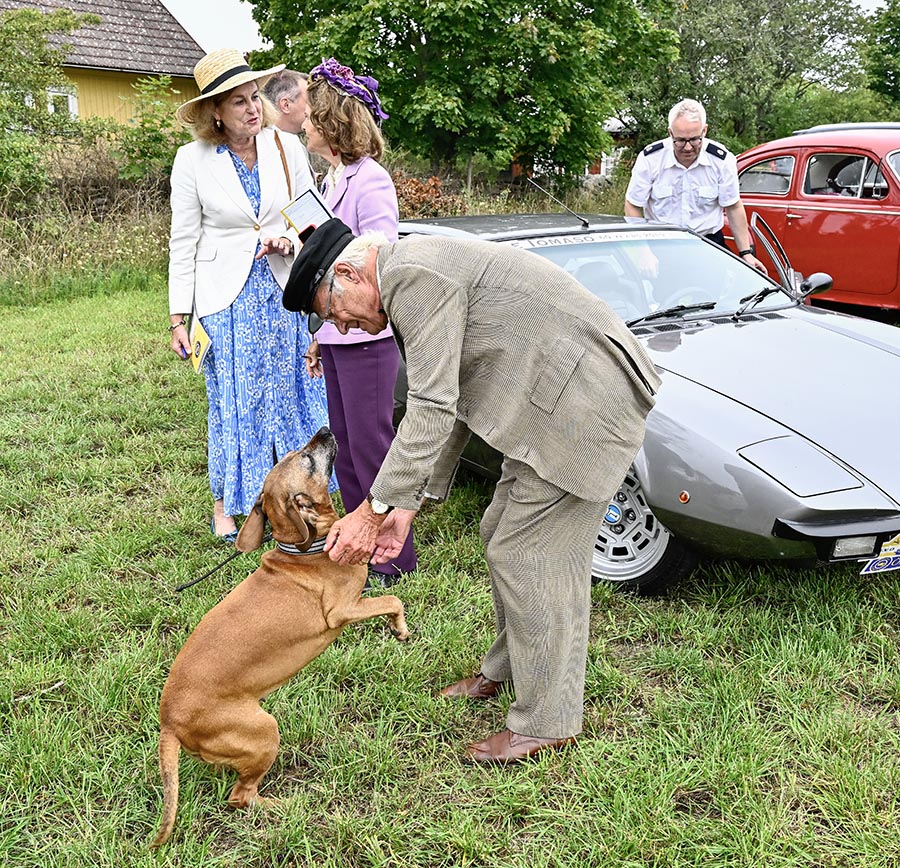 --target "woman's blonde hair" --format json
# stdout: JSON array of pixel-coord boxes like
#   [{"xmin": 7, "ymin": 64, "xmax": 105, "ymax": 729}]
[
  {"xmin": 186, "ymin": 86, "xmax": 279, "ymax": 145},
  {"xmin": 306, "ymin": 77, "xmax": 385, "ymax": 164}
]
